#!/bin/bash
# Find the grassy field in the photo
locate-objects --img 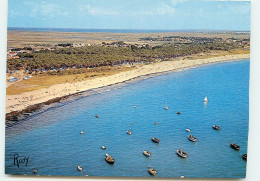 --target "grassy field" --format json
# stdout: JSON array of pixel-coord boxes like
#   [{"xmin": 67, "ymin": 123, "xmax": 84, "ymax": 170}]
[{"xmin": 7, "ymin": 30, "xmax": 250, "ymax": 48}]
